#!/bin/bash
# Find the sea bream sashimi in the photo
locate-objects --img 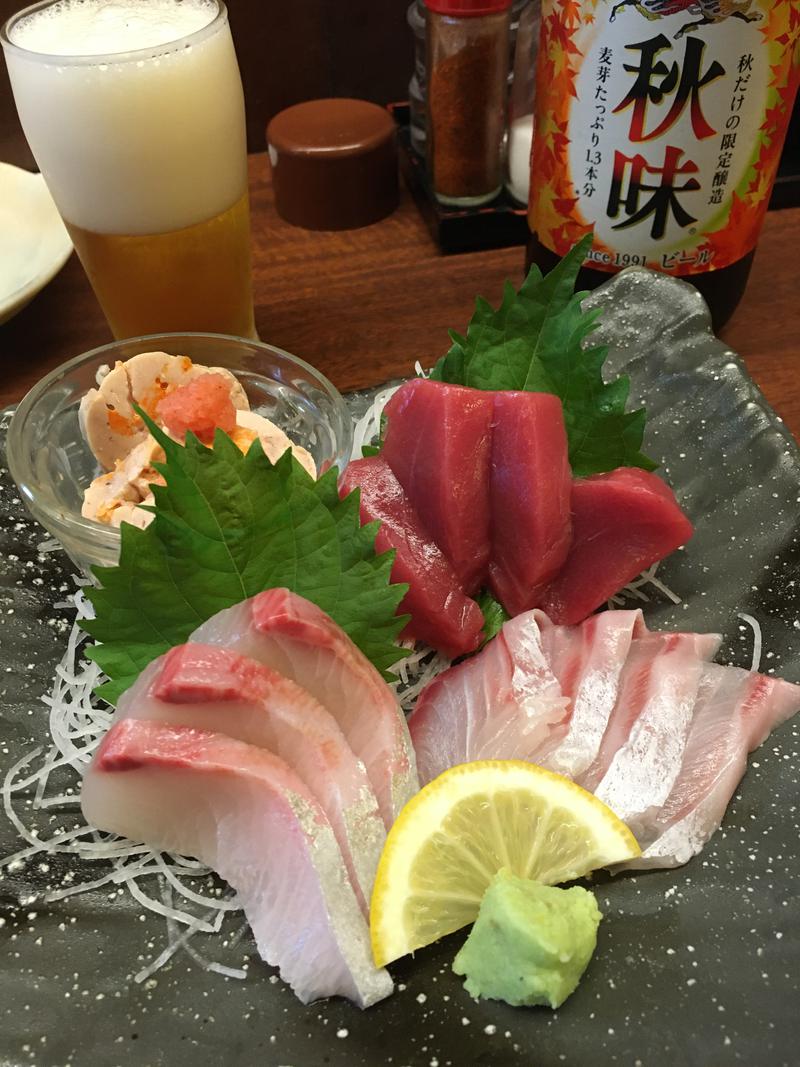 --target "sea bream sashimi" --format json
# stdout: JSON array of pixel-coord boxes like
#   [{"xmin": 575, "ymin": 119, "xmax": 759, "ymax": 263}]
[
  {"xmin": 116, "ymin": 643, "xmax": 386, "ymax": 911},
  {"xmin": 488, "ymin": 391, "xmax": 572, "ymax": 617},
  {"xmin": 190, "ymin": 589, "xmax": 419, "ymax": 828},
  {"xmin": 381, "ymin": 378, "xmax": 493, "ymax": 594},
  {"xmin": 536, "ymin": 609, "xmax": 647, "ymax": 781},
  {"xmin": 81, "ymin": 719, "xmax": 393, "ymax": 1007},
  {"xmin": 339, "ymin": 456, "xmax": 484, "ymax": 659},
  {"xmin": 539, "ymin": 468, "xmax": 694, "ymax": 625},
  {"xmin": 586, "ymin": 632, "xmax": 722, "ymax": 843},
  {"xmin": 627, "ymin": 663, "xmax": 800, "ymax": 868},
  {"xmin": 408, "ymin": 610, "xmax": 569, "ymax": 786}
]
